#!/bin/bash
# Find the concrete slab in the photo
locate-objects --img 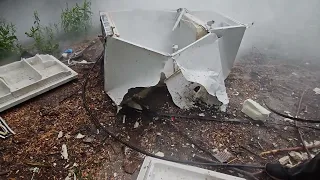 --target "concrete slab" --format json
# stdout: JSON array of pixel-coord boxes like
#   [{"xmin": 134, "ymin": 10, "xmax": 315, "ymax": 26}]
[
  {"xmin": 136, "ymin": 156, "xmax": 245, "ymax": 180},
  {"xmin": 0, "ymin": 54, "xmax": 77, "ymax": 112}
]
